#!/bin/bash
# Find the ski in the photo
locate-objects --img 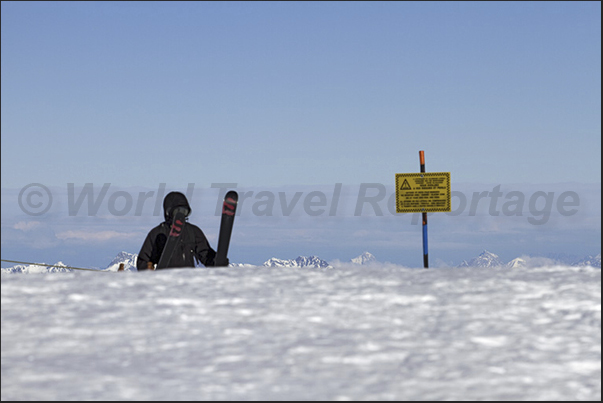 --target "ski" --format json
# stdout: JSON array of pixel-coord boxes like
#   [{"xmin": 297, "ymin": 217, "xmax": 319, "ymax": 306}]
[
  {"xmin": 155, "ymin": 207, "xmax": 188, "ymax": 270},
  {"xmin": 215, "ymin": 191, "xmax": 238, "ymax": 267}
]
